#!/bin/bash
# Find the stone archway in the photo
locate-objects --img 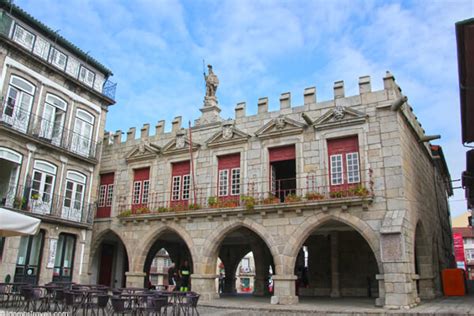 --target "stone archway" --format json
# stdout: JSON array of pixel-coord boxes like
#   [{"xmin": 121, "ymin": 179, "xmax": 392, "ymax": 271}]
[
  {"xmin": 284, "ymin": 212, "xmax": 382, "ymax": 274},
  {"xmin": 275, "ymin": 212, "xmax": 383, "ymax": 305},
  {"xmin": 138, "ymin": 226, "xmax": 195, "ymax": 289},
  {"xmin": 200, "ymin": 219, "xmax": 278, "ymax": 275},
  {"xmin": 89, "ymin": 229, "xmax": 129, "ymax": 288},
  {"xmin": 200, "ymin": 220, "xmax": 277, "ymax": 301}
]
